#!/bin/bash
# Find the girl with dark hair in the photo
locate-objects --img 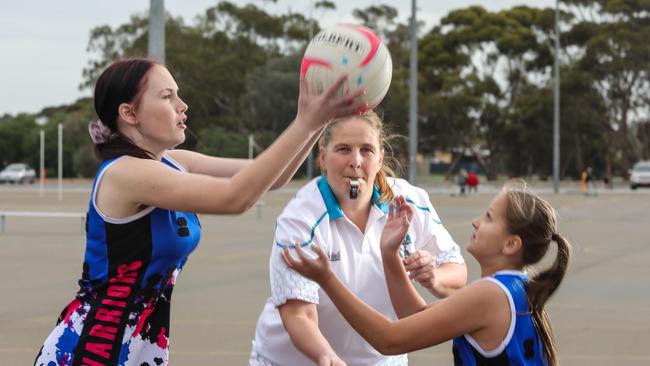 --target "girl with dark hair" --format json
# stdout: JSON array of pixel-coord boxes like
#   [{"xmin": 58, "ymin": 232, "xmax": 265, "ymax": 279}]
[
  {"xmin": 250, "ymin": 111, "xmax": 467, "ymax": 366},
  {"xmin": 283, "ymin": 182, "xmax": 571, "ymax": 366},
  {"xmin": 34, "ymin": 58, "xmax": 364, "ymax": 366}
]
